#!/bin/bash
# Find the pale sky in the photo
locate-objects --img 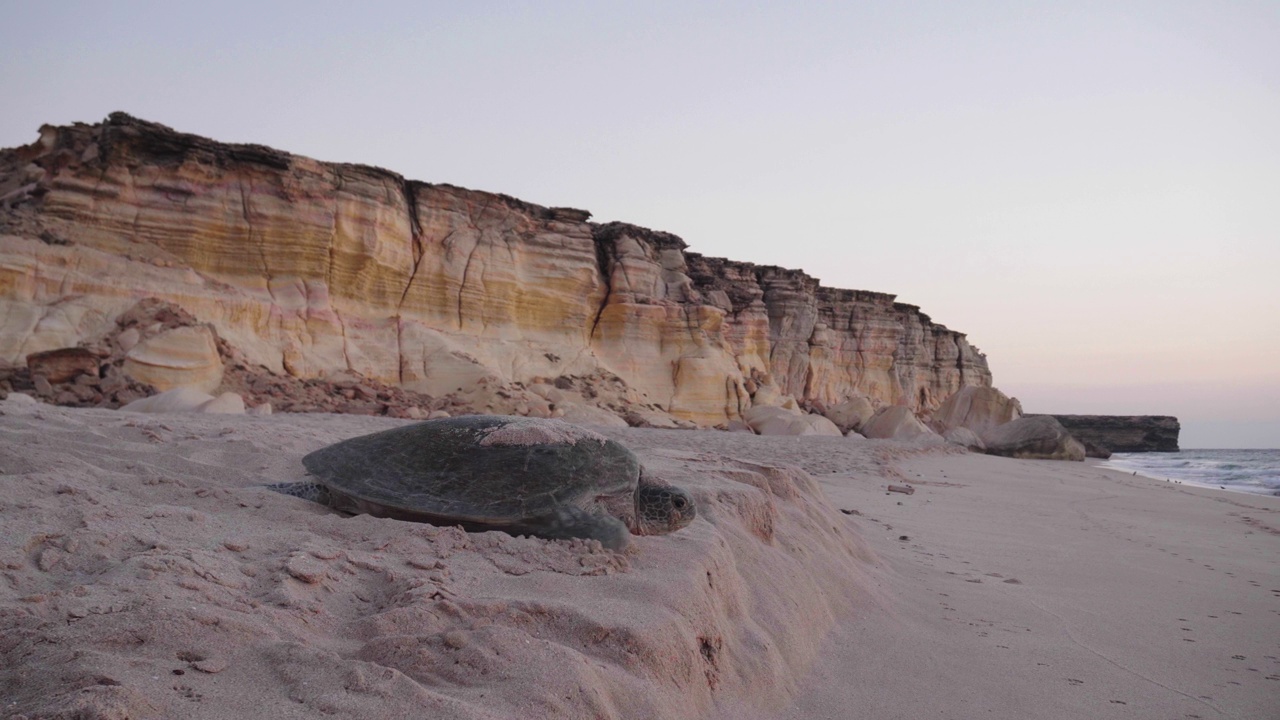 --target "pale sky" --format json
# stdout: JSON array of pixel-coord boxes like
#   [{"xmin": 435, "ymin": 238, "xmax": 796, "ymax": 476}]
[{"xmin": 3, "ymin": 1, "xmax": 1277, "ymax": 448}]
